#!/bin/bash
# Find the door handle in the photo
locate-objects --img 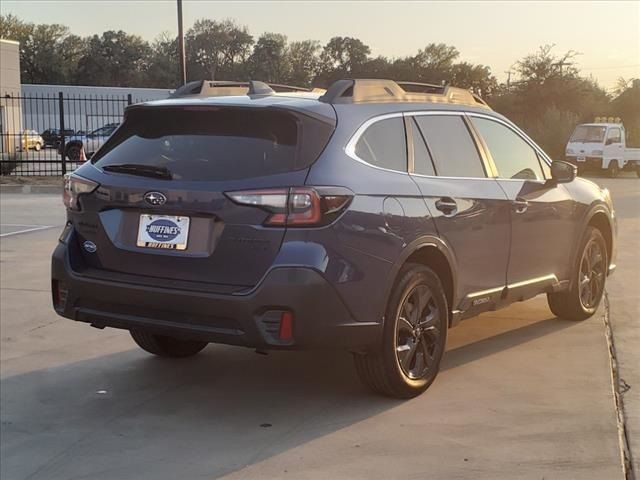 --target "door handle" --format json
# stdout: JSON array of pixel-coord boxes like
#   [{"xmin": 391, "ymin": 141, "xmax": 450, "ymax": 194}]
[
  {"xmin": 435, "ymin": 197, "xmax": 458, "ymax": 216},
  {"xmin": 512, "ymin": 197, "xmax": 528, "ymax": 214}
]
